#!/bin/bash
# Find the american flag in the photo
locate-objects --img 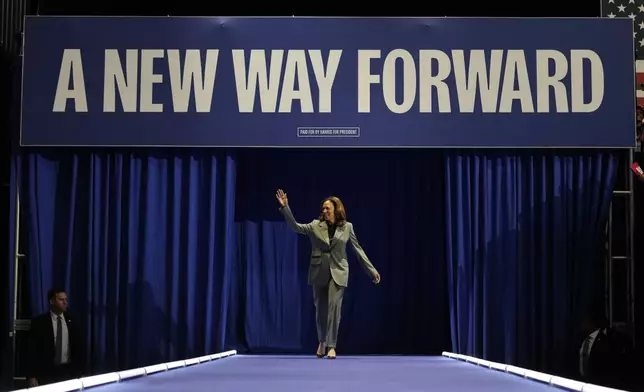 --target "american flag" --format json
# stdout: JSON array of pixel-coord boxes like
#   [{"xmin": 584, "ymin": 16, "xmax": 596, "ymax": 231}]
[{"xmin": 602, "ymin": 0, "xmax": 644, "ymax": 106}]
